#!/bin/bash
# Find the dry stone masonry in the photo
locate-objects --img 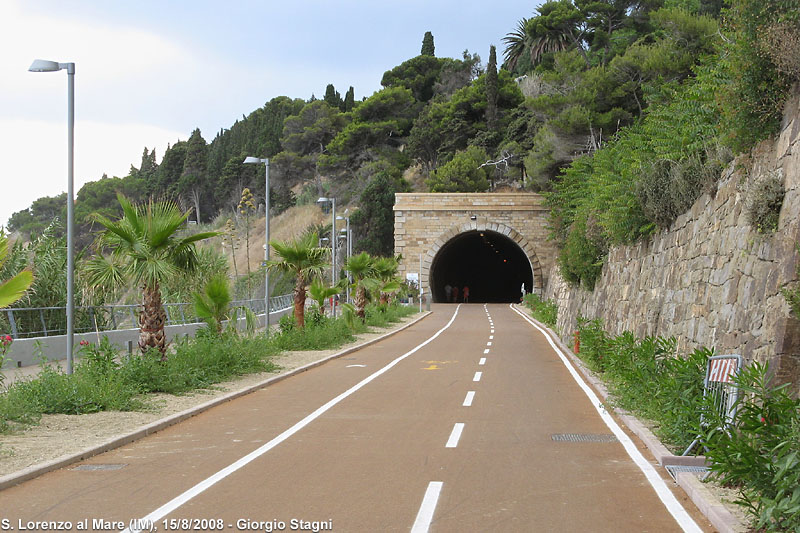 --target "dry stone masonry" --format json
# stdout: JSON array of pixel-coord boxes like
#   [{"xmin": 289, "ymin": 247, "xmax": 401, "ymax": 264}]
[{"xmin": 545, "ymin": 89, "xmax": 800, "ymax": 393}]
